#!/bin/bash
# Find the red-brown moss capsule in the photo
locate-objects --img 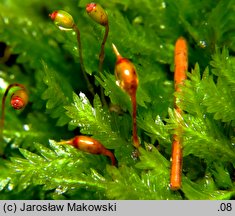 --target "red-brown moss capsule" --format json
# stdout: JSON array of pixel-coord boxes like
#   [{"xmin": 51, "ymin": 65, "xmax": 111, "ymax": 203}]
[
  {"xmin": 58, "ymin": 135, "xmax": 116, "ymax": 166},
  {"xmin": 11, "ymin": 89, "xmax": 28, "ymax": 110},
  {"xmin": 49, "ymin": 10, "xmax": 75, "ymax": 30},
  {"xmin": 112, "ymin": 44, "xmax": 139, "ymax": 148},
  {"xmin": 86, "ymin": 3, "xmax": 108, "ymax": 26},
  {"xmin": 1, "ymin": 83, "xmax": 28, "ymax": 133}
]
